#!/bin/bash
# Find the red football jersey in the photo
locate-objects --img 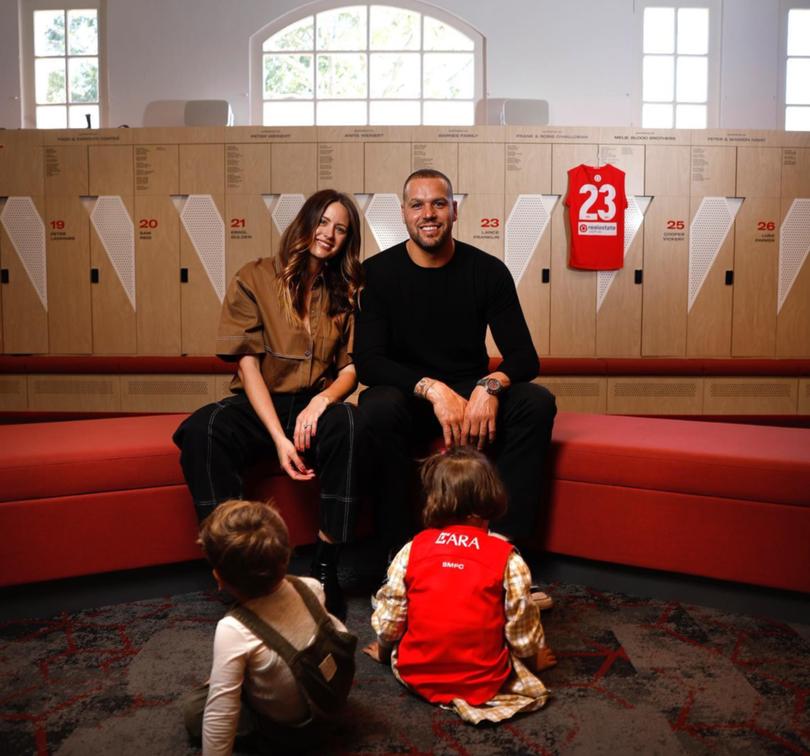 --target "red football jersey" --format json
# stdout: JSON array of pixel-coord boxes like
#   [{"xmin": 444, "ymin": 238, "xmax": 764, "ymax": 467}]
[{"xmin": 565, "ymin": 163, "xmax": 628, "ymax": 270}]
